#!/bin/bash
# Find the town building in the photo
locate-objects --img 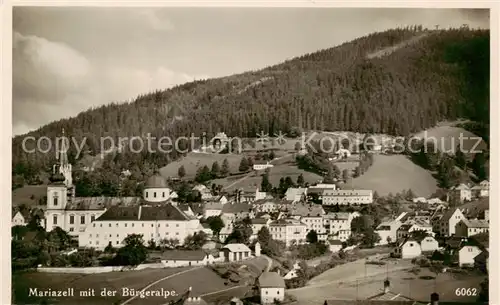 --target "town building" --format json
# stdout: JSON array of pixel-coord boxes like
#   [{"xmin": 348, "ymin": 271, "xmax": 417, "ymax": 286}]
[
  {"xmin": 322, "ymin": 189, "xmax": 373, "ymax": 205},
  {"xmin": 289, "ymin": 204, "xmax": 325, "ymax": 238},
  {"xmin": 323, "ymin": 212, "xmax": 359, "ymax": 242},
  {"xmin": 220, "ymin": 243, "xmax": 252, "ymax": 262},
  {"xmin": 203, "ymin": 203, "xmax": 223, "ymax": 218},
  {"xmin": 328, "ymin": 240, "xmax": 343, "ymax": 253},
  {"xmin": 447, "ymin": 183, "xmax": 472, "ymax": 203},
  {"xmin": 79, "ymin": 203, "xmax": 205, "ymax": 250},
  {"xmin": 253, "ymin": 199, "xmax": 280, "ymax": 213},
  {"xmin": 12, "ymin": 209, "xmax": 29, "ymax": 227},
  {"xmin": 455, "ymin": 219, "xmax": 489, "ymax": 238},
  {"xmin": 250, "ymin": 218, "xmax": 271, "ymax": 239},
  {"xmin": 419, "ymin": 236, "xmax": 439, "ymax": 253},
  {"xmin": 192, "ymin": 185, "xmax": 213, "ymax": 200},
  {"xmin": 284, "ymin": 188, "xmax": 307, "ymax": 203},
  {"xmin": 253, "ymin": 161, "xmax": 274, "ymax": 171},
  {"xmin": 393, "ymin": 239, "xmax": 422, "ymax": 259},
  {"xmin": 269, "ymin": 218, "xmax": 308, "ymax": 246},
  {"xmin": 471, "ymin": 180, "xmax": 489, "ymax": 198},
  {"xmin": 458, "ymin": 245, "xmax": 483, "ymax": 267},
  {"xmin": 159, "ymin": 250, "xmax": 217, "ymax": 267},
  {"xmin": 433, "ymin": 208, "xmax": 465, "ymax": 236},
  {"xmin": 375, "ymin": 220, "xmax": 402, "ymax": 245},
  {"xmin": 258, "ymin": 272, "xmax": 285, "ymax": 304}
]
